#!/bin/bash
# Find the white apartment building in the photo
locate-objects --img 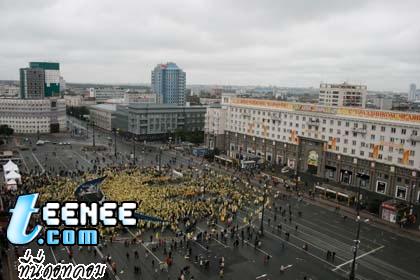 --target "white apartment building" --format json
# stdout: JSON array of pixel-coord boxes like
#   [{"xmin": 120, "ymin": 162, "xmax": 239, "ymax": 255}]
[
  {"xmin": 319, "ymin": 82, "xmax": 367, "ymax": 108},
  {"xmin": 0, "ymin": 85, "xmax": 19, "ymax": 98},
  {"xmin": 64, "ymin": 95, "xmax": 83, "ymax": 107},
  {"xmin": 206, "ymin": 95, "xmax": 420, "ymax": 204},
  {"xmin": 0, "ymin": 98, "xmax": 66, "ymax": 133},
  {"xmin": 204, "ymin": 106, "xmax": 227, "ymax": 150},
  {"xmin": 123, "ymin": 92, "xmax": 156, "ymax": 104}
]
